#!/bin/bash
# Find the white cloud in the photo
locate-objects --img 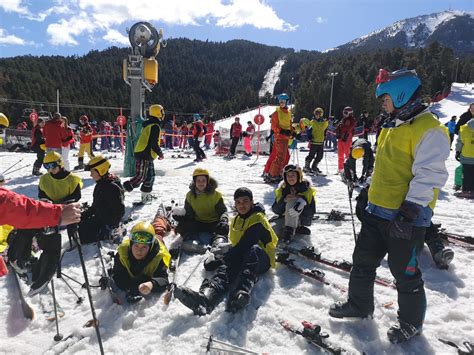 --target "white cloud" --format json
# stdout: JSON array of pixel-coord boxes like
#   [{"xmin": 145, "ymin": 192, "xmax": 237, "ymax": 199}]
[
  {"xmin": 315, "ymin": 16, "xmax": 327, "ymax": 24},
  {"xmin": 103, "ymin": 29, "xmax": 129, "ymax": 45},
  {"xmin": 0, "ymin": 1, "xmax": 71, "ymax": 22},
  {"xmin": 0, "ymin": 28, "xmax": 27, "ymax": 45},
  {"xmin": 0, "ymin": 0, "xmax": 29, "ymax": 15},
  {"xmin": 43, "ymin": 0, "xmax": 297, "ymax": 46}
]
